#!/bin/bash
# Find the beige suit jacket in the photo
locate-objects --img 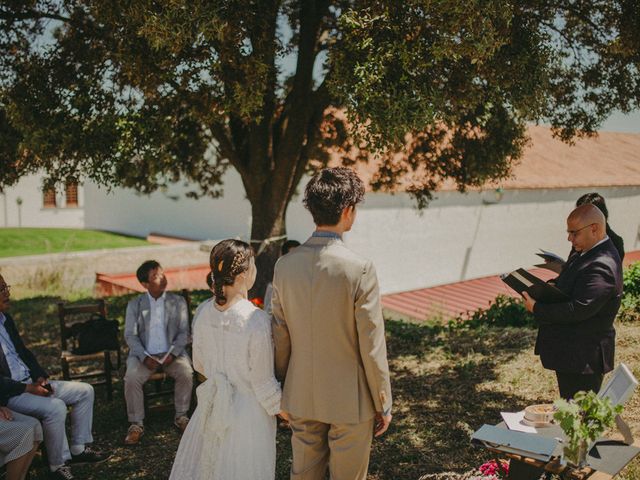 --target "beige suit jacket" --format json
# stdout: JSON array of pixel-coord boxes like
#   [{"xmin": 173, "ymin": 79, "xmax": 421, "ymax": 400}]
[{"xmin": 271, "ymin": 235, "xmax": 392, "ymax": 425}]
